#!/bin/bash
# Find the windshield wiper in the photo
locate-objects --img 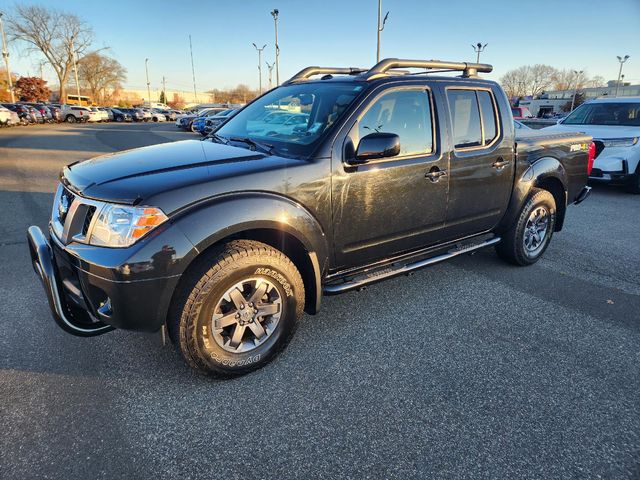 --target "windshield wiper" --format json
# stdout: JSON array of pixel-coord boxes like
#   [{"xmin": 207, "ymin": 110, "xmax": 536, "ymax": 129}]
[
  {"xmin": 207, "ymin": 133, "xmax": 229, "ymax": 145},
  {"xmin": 229, "ymin": 136, "xmax": 275, "ymax": 155}
]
